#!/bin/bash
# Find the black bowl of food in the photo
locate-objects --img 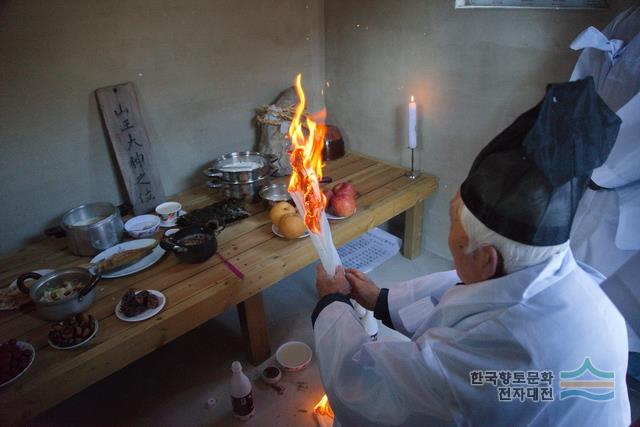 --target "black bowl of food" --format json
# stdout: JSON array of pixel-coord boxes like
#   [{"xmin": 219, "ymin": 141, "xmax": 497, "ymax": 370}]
[{"xmin": 159, "ymin": 221, "xmax": 224, "ymax": 263}]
